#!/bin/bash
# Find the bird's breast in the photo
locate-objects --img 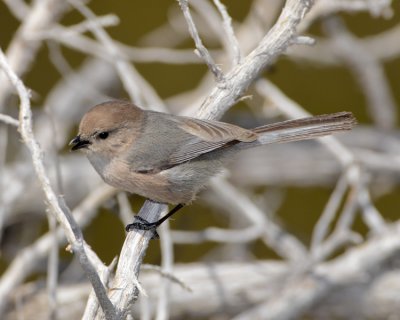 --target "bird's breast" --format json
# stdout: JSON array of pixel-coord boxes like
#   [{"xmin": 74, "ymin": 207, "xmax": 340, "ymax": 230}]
[{"xmin": 87, "ymin": 153, "xmax": 111, "ymax": 179}]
